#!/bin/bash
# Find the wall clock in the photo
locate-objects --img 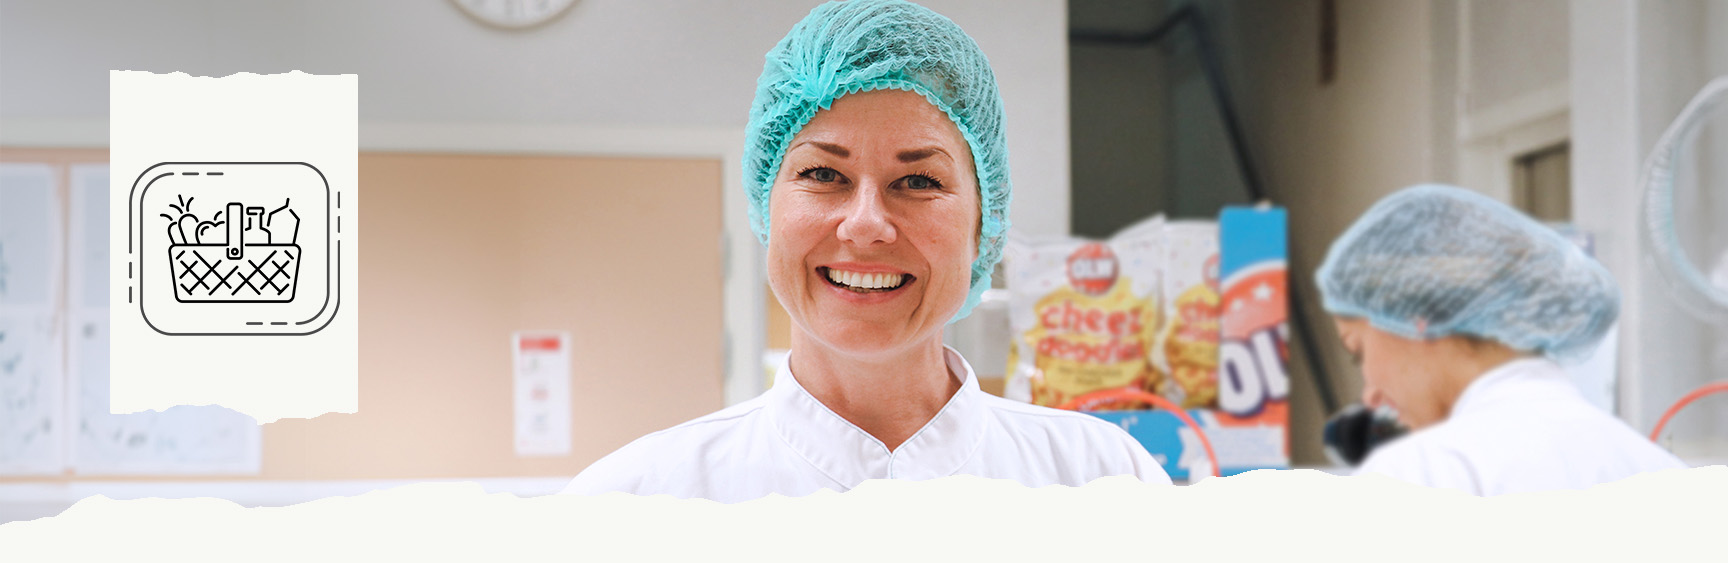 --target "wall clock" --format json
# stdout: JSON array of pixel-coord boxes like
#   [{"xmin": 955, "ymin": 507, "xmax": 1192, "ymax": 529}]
[{"xmin": 451, "ymin": 0, "xmax": 578, "ymax": 30}]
